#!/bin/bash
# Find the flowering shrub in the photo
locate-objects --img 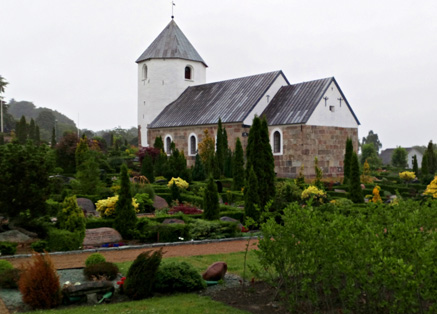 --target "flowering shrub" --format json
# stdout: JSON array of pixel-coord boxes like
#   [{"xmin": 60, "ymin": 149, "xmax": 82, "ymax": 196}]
[
  {"xmin": 399, "ymin": 171, "xmax": 416, "ymax": 181},
  {"xmin": 167, "ymin": 177, "xmax": 189, "ymax": 190},
  {"xmin": 424, "ymin": 176, "xmax": 437, "ymax": 198},
  {"xmin": 301, "ymin": 185, "xmax": 326, "ymax": 201},
  {"xmin": 169, "ymin": 203, "xmax": 203, "ymax": 215},
  {"xmin": 369, "ymin": 185, "xmax": 382, "ymax": 203},
  {"xmin": 96, "ymin": 195, "xmax": 139, "ymax": 218}
]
